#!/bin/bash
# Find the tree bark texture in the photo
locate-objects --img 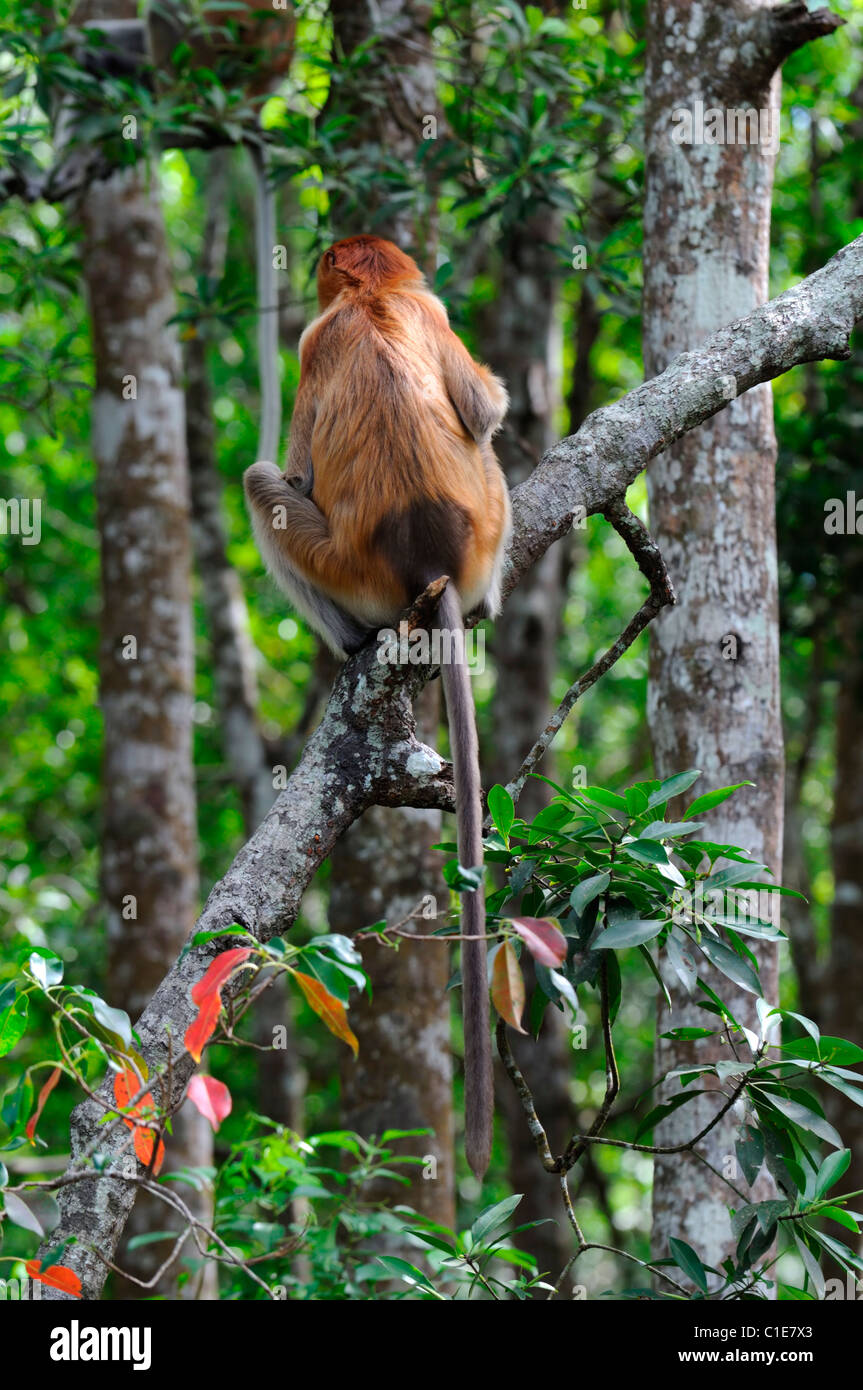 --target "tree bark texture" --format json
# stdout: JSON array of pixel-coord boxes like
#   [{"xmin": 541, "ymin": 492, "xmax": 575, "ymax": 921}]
[
  {"xmin": 81, "ymin": 152, "xmax": 215, "ymax": 1297},
  {"xmin": 643, "ymin": 0, "xmax": 840, "ymax": 1275}
]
